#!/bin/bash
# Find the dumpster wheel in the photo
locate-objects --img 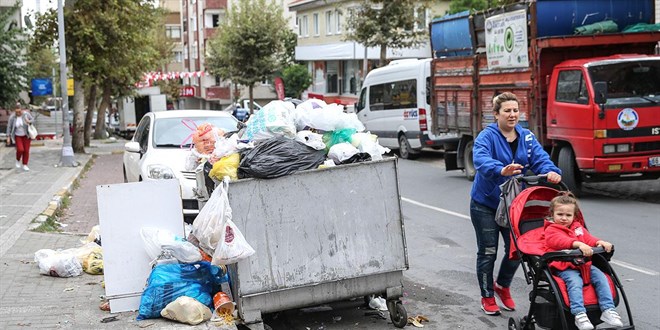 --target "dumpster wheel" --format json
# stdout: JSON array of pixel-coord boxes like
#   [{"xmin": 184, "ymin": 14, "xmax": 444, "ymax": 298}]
[{"xmin": 388, "ymin": 300, "xmax": 407, "ymax": 328}]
